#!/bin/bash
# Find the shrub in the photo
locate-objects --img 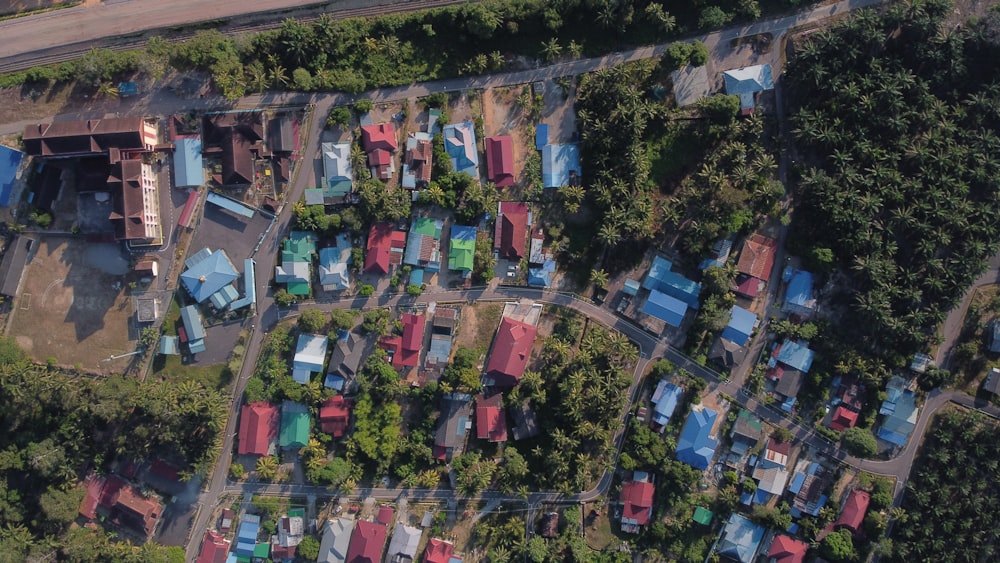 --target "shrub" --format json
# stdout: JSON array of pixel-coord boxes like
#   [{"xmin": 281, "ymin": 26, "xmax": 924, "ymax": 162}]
[{"xmin": 841, "ymin": 427, "xmax": 878, "ymax": 458}]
